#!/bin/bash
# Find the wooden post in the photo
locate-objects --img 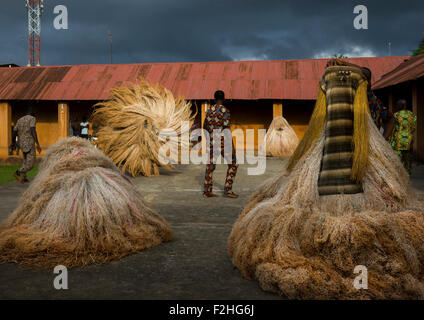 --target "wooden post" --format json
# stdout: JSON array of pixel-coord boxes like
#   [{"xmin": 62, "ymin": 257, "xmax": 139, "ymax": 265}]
[
  {"xmin": 416, "ymin": 79, "xmax": 424, "ymax": 161},
  {"xmin": 201, "ymin": 101, "xmax": 209, "ymax": 153},
  {"xmin": 412, "ymin": 82, "xmax": 418, "ymax": 153},
  {"xmin": 58, "ymin": 102, "xmax": 69, "ymax": 141},
  {"xmin": 273, "ymin": 102, "xmax": 283, "ymax": 119},
  {"xmin": 388, "ymin": 91, "xmax": 394, "ymax": 113},
  {"xmin": 0, "ymin": 102, "xmax": 12, "ymax": 158},
  {"xmin": 201, "ymin": 101, "xmax": 209, "ymax": 127}
]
